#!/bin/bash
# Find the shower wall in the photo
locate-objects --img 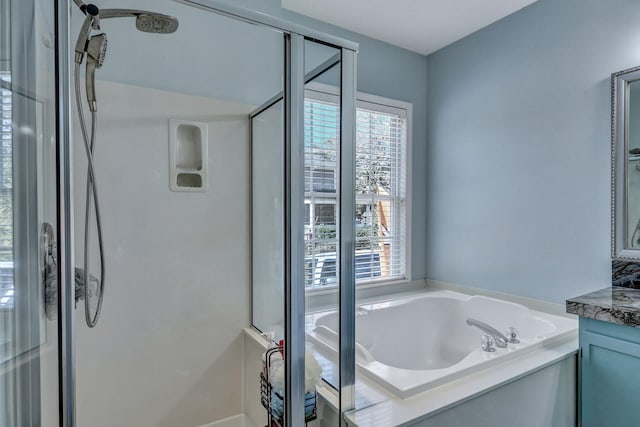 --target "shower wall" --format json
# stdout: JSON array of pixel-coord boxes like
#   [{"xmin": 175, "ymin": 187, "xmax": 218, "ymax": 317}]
[{"xmin": 73, "ymin": 81, "xmax": 252, "ymax": 426}]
